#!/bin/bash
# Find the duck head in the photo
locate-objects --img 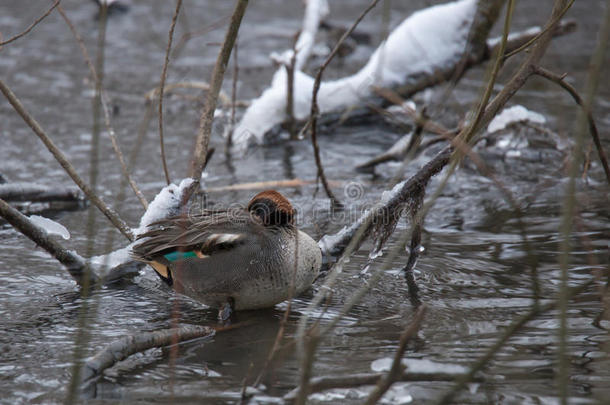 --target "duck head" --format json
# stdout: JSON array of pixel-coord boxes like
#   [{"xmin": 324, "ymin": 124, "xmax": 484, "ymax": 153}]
[{"xmin": 247, "ymin": 190, "xmax": 295, "ymax": 226}]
